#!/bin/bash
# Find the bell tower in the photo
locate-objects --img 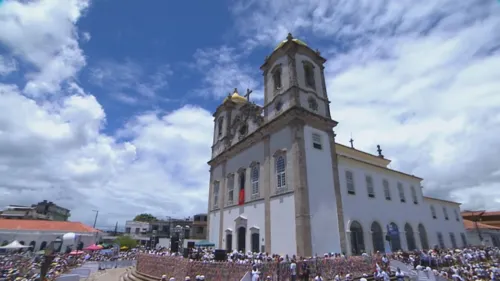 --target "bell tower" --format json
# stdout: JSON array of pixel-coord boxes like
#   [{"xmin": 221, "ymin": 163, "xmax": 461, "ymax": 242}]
[{"xmin": 260, "ymin": 33, "xmax": 332, "ymax": 122}]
